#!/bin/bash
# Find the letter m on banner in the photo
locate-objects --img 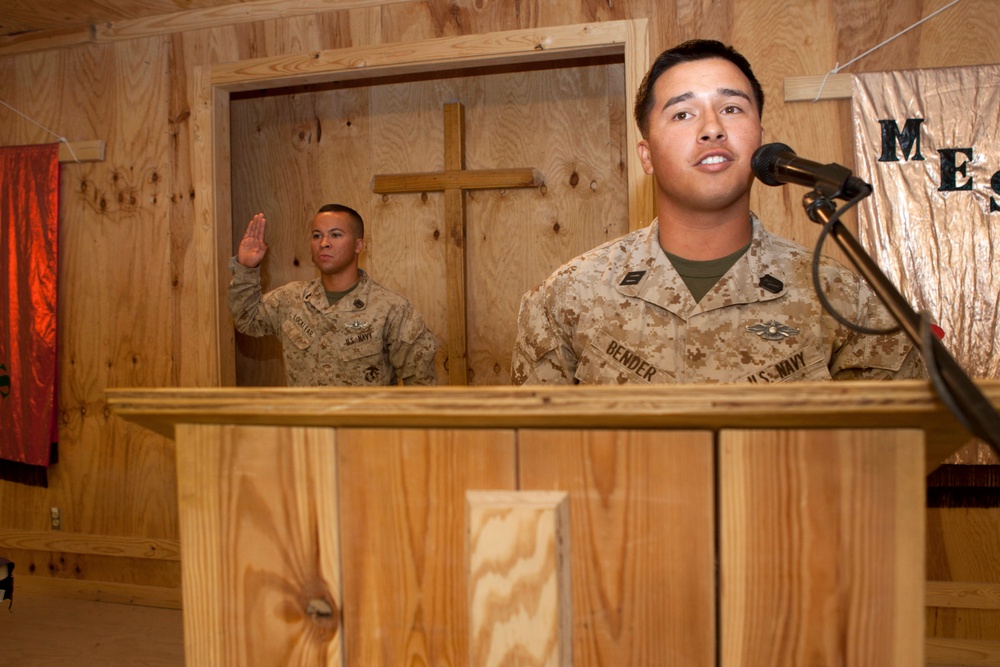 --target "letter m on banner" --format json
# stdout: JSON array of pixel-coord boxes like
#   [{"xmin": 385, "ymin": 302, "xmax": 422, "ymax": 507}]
[
  {"xmin": 878, "ymin": 118, "xmax": 925, "ymax": 162},
  {"xmin": 0, "ymin": 144, "xmax": 60, "ymax": 486},
  {"xmin": 852, "ymin": 65, "xmax": 1000, "ymax": 382}
]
